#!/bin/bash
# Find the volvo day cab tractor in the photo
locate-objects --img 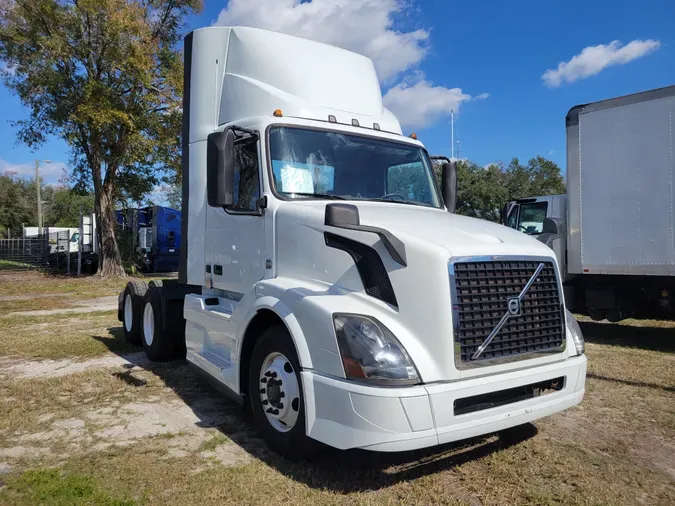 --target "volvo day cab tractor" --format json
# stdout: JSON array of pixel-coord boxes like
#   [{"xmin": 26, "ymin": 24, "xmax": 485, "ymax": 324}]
[
  {"xmin": 119, "ymin": 26, "xmax": 586, "ymax": 459},
  {"xmin": 503, "ymin": 85, "xmax": 675, "ymax": 322}
]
